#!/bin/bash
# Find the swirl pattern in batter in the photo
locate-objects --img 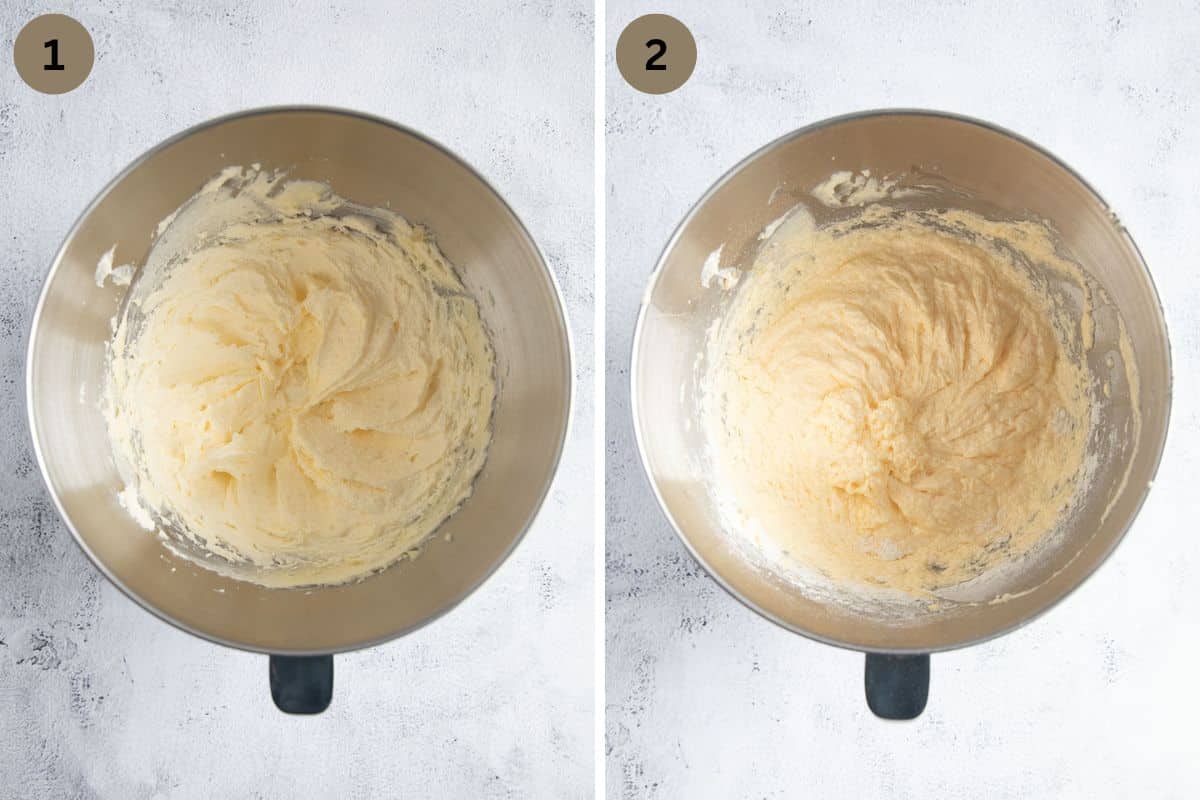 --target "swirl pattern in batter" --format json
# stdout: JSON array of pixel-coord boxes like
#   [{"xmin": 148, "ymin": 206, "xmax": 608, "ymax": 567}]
[
  {"xmin": 705, "ymin": 205, "xmax": 1093, "ymax": 598},
  {"xmin": 104, "ymin": 168, "xmax": 496, "ymax": 588}
]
